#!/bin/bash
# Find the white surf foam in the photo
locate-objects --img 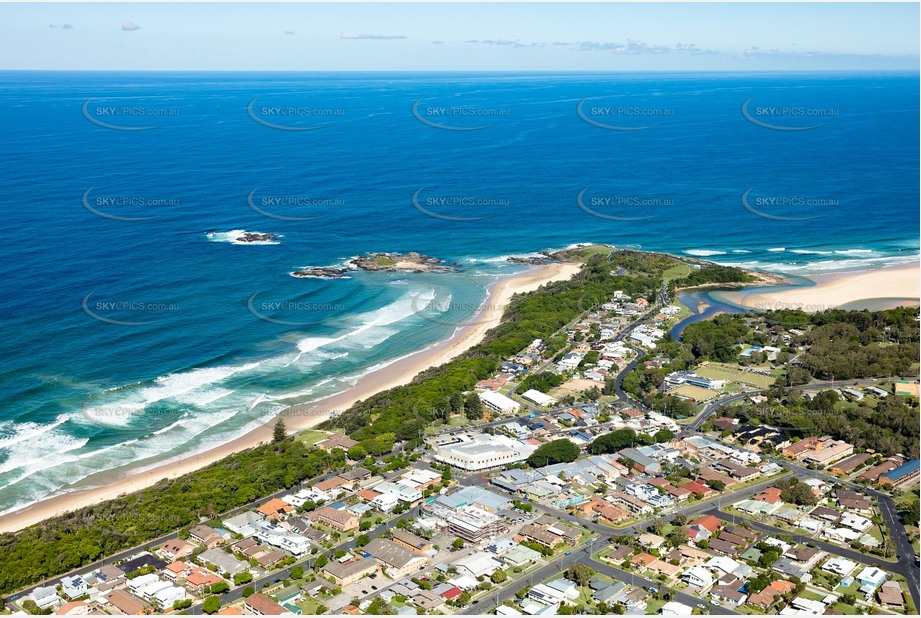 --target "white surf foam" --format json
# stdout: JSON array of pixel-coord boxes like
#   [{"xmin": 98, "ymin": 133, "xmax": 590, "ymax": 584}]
[
  {"xmin": 206, "ymin": 230, "xmax": 281, "ymax": 246},
  {"xmin": 684, "ymin": 249, "xmax": 727, "ymax": 257}
]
